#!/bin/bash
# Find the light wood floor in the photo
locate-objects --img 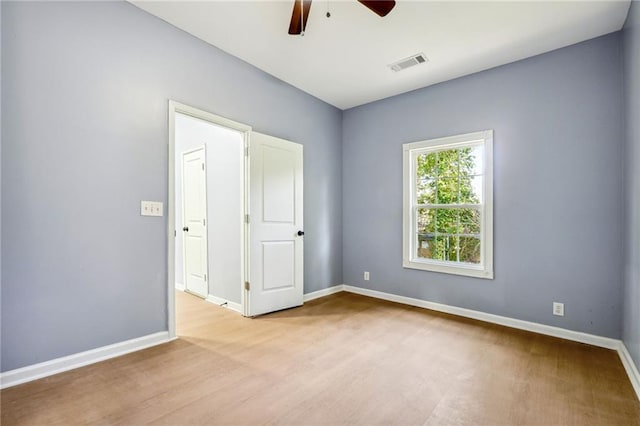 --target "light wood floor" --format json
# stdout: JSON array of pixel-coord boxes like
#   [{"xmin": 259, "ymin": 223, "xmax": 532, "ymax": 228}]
[{"xmin": 2, "ymin": 291, "xmax": 639, "ymax": 425}]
